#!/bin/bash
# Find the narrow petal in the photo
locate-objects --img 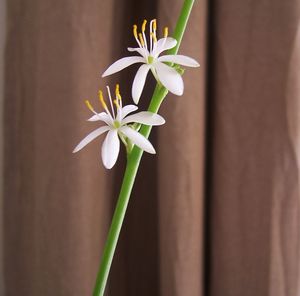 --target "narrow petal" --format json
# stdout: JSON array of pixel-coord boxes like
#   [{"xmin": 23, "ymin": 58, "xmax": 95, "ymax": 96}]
[
  {"xmin": 158, "ymin": 55, "xmax": 200, "ymax": 67},
  {"xmin": 73, "ymin": 126, "xmax": 110, "ymax": 153},
  {"xmin": 127, "ymin": 47, "xmax": 148, "ymax": 60},
  {"xmin": 152, "ymin": 37, "xmax": 177, "ymax": 57},
  {"xmin": 88, "ymin": 112, "xmax": 113, "ymax": 125},
  {"xmin": 122, "ymin": 111, "xmax": 165, "ymax": 126},
  {"xmin": 132, "ymin": 64, "xmax": 151, "ymax": 104},
  {"xmin": 102, "ymin": 56, "xmax": 145, "ymax": 77},
  {"xmin": 155, "ymin": 62, "xmax": 184, "ymax": 95},
  {"xmin": 101, "ymin": 130, "xmax": 120, "ymax": 169},
  {"xmin": 120, "ymin": 126, "xmax": 155, "ymax": 154},
  {"xmin": 117, "ymin": 104, "xmax": 138, "ymax": 121}
]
